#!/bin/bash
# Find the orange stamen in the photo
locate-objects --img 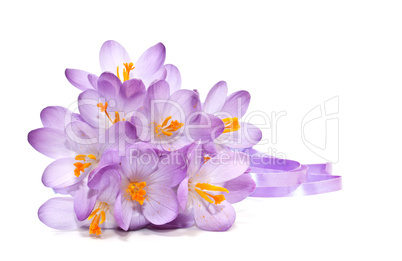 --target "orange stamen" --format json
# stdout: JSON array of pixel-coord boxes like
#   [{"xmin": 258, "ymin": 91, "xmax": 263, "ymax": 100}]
[
  {"xmin": 89, "ymin": 214, "xmax": 102, "ymax": 235},
  {"xmin": 161, "ymin": 116, "xmax": 172, "ymax": 127},
  {"xmin": 97, "ymin": 101, "xmax": 108, "ymax": 112},
  {"xmin": 210, "ymin": 194, "xmax": 226, "ymax": 205},
  {"xmin": 75, "ymin": 154, "xmax": 87, "ymax": 161},
  {"xmin": 195, "ymin": 183, "xmax": 229, "ymax": 205},
  {"xmin": 204, "ymin": 156, "xmax": 211, "ymax": 163},
  {"xmin": 97, "ymin": 102, "xmax": 124, "ymax": 125},
  {"xmin": 154, "ymin": 116, "xmax": 184, "ymax": 137},
  {"xmin": 196, "ymin": 183, "xmax": 229, "ymax": 193},
  {"xmin": 117, "ymin": 62, "xmax": 135, "ymax": 82},
  {"xmin": 194, "ymin": 188, "xmax": 214, "ymax": 204},
  {"xmin": 73, "ymin": 162, "xmax": 92, "ymax": 177},
  {"xmin": 125, "ymin": 182, "xmax": 147, "ymax": 205},
  {"xmin": 88, "ymin": 202, "xmax": 109, "ymax": 236},
  {"xmin": 87, "ymin": 154, "xmax": 97, "ymax": 160},
  {"xmin": 222, "ymin": 117, "xmax": 240, "ymax": 133},
  {"xmin": 73, "ymin": 154, "xmax": 97, "ymax": 177},
  {"xmin": 113, "ymin": 111, "xmax": 125, "ymax": 124},
  {"xmin": 88, "ymin": 208, "xmax": 100, "ymax": 220},
  {"xmin": 100, "ymin": 211, "xmax": 106, "ymax": 224}
]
